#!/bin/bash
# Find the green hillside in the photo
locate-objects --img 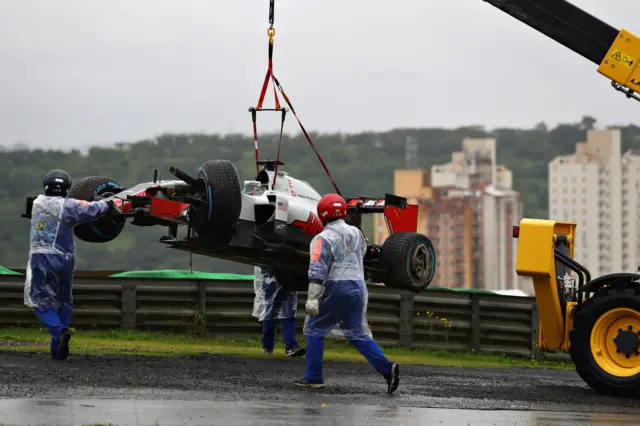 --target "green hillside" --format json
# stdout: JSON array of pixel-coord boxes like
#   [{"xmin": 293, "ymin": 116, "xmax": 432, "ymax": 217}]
[{"xmin": 3, "ymin": 115, "xmax": 639, "ymax": 273}]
